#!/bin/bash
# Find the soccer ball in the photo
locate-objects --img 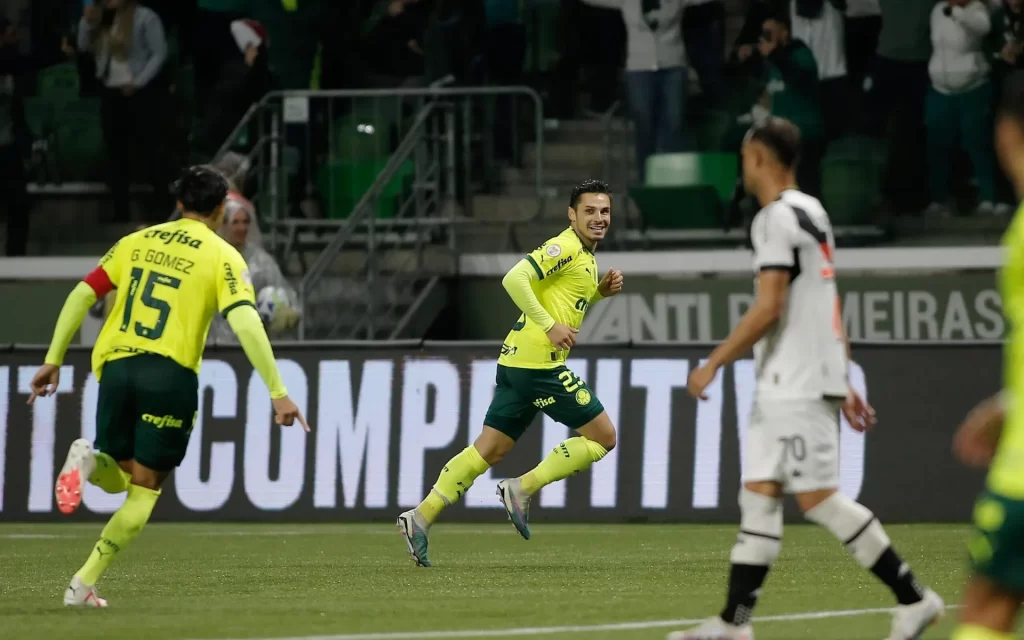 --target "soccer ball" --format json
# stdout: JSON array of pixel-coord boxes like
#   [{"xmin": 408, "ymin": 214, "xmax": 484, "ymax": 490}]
[{"xmin": 256, "ymin": 286, "xmax": 289, "ymax": 324}]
